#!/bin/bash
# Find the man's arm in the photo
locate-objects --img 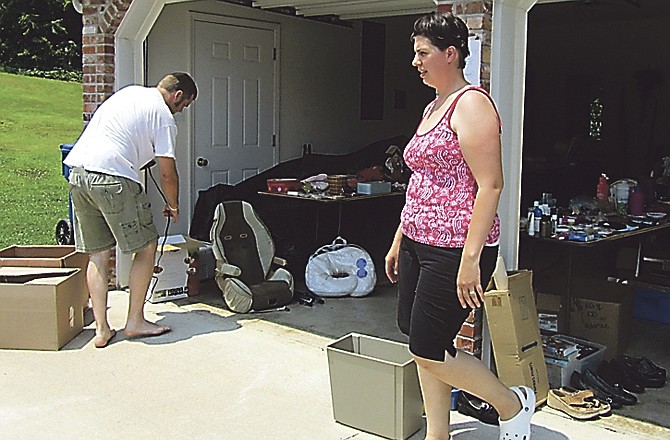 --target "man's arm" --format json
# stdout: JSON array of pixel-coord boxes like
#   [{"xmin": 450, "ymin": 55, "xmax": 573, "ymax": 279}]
[{"xmin": 156, "ymin": 156, "xmax": 180, "ymax": 223}]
